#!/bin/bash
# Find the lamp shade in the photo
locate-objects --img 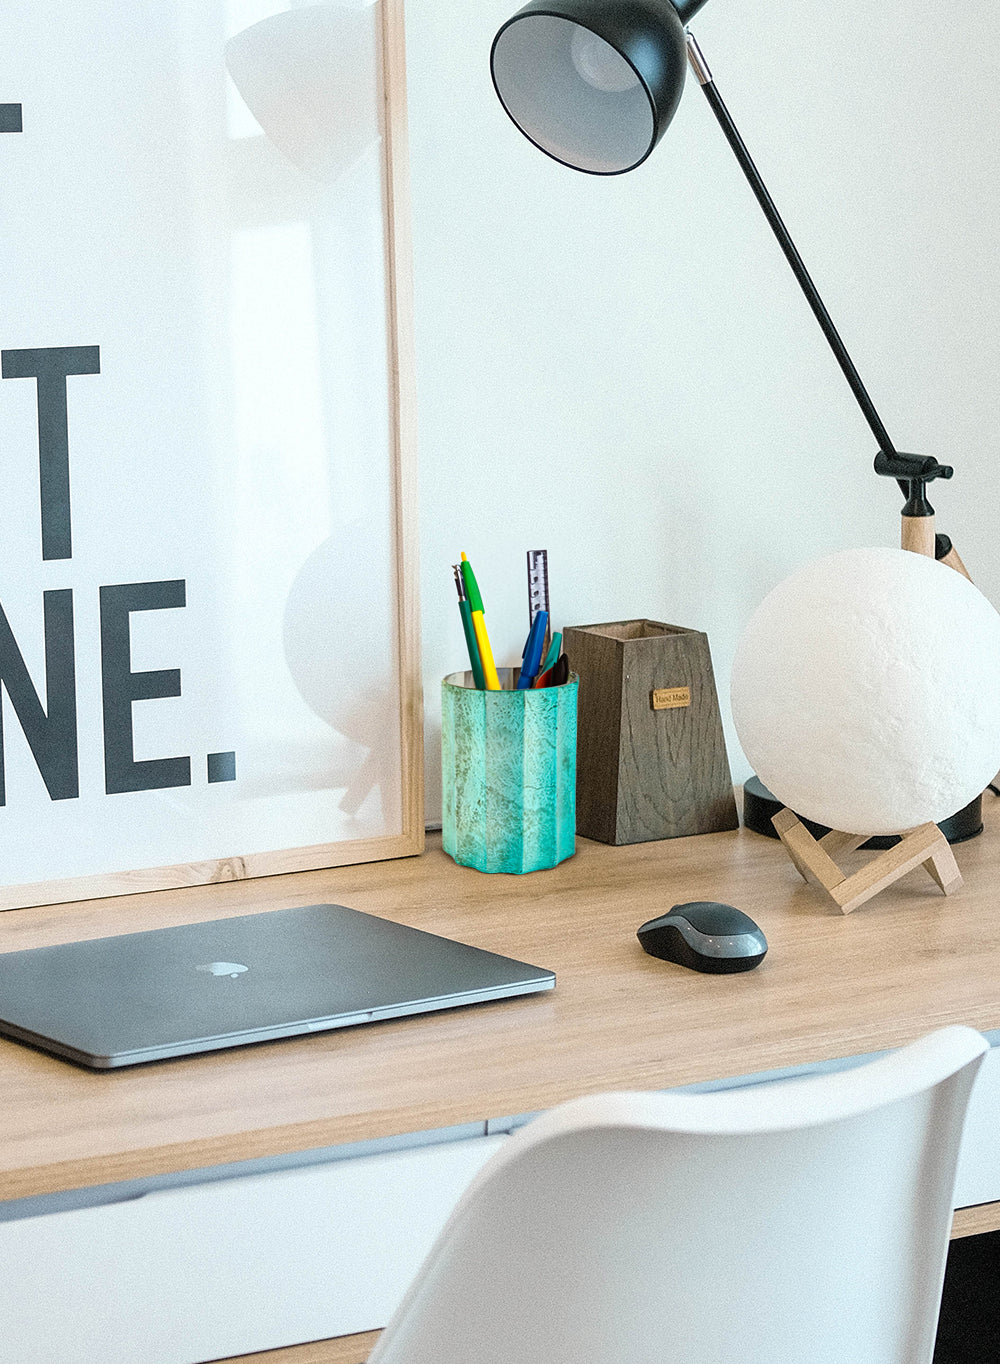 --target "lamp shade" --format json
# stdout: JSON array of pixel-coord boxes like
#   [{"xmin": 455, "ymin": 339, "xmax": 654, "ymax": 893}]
[
  {"xmin": 731, "ymin": 548, "xmax": 1000, "ymax": 836},
  {"xmin": 490, "ymin": 0, "xmax": 688, "ymax": 173}
]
